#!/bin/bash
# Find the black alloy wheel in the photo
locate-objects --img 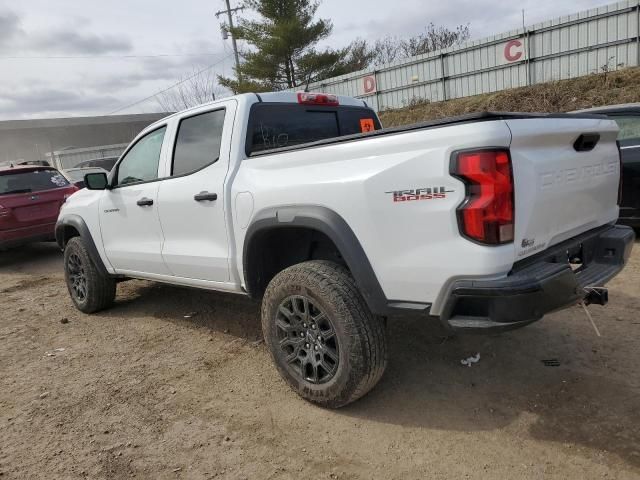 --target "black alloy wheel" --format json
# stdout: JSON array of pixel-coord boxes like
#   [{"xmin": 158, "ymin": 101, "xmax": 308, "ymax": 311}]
[
  {"xmin": 275, "ymin": 295, "xmax": 339, "ymax": 384},
  {"xmin": 67, "ymin": 253, "xmax": 88, "ymax": 302}
]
